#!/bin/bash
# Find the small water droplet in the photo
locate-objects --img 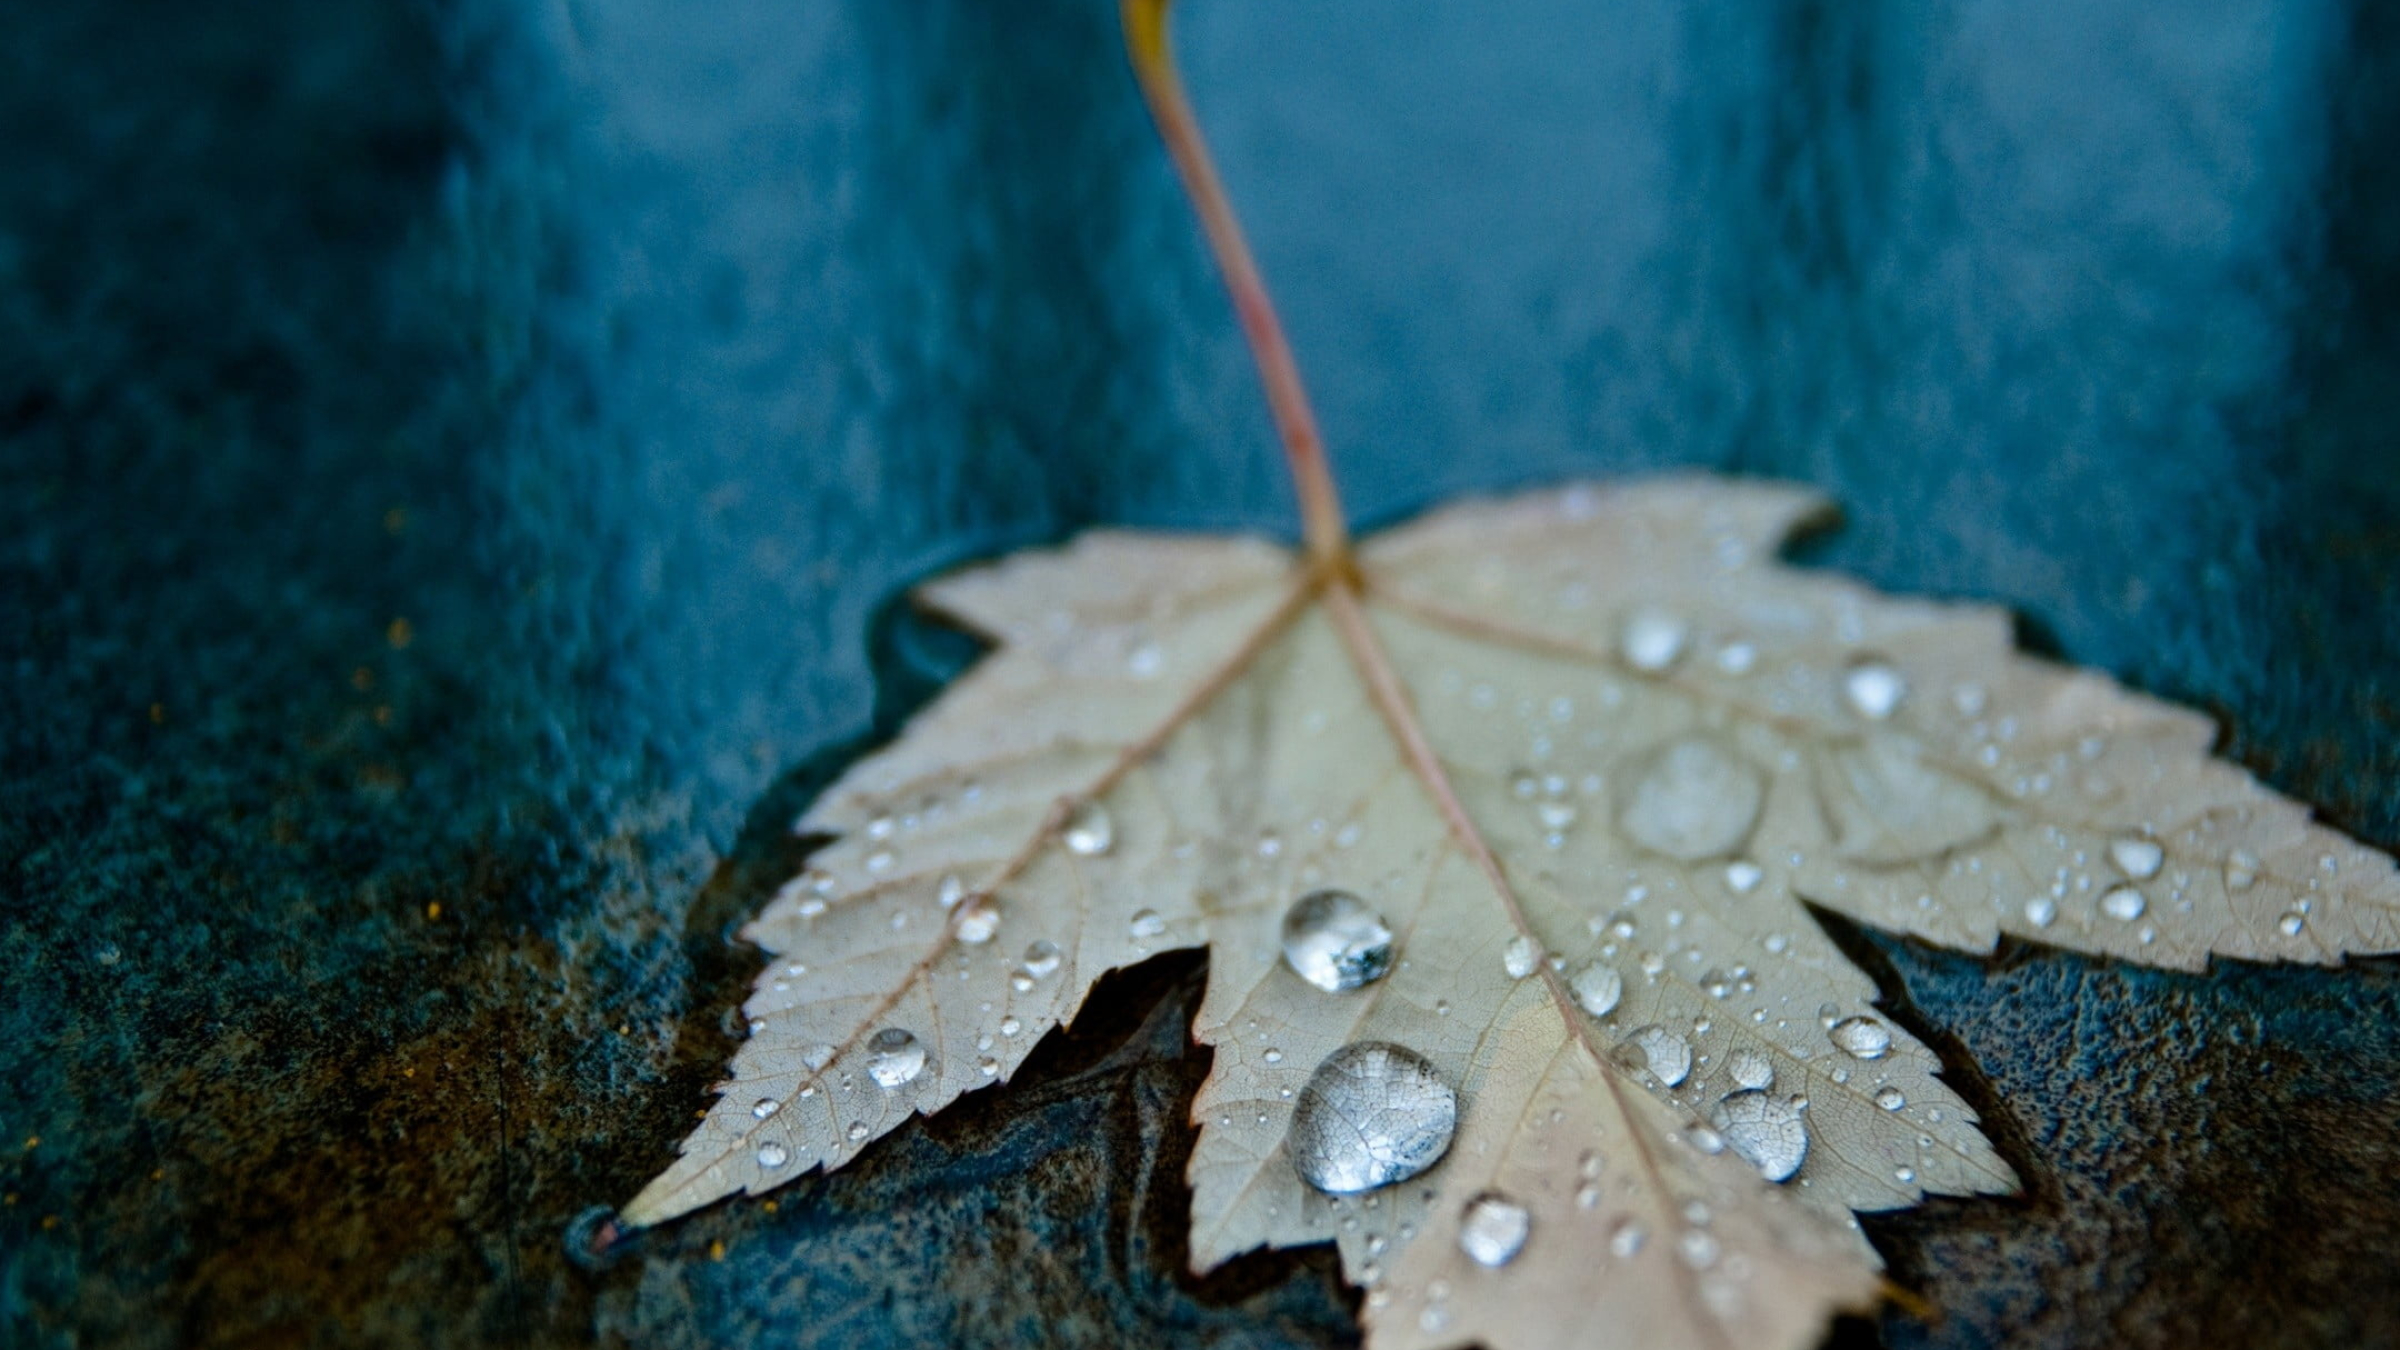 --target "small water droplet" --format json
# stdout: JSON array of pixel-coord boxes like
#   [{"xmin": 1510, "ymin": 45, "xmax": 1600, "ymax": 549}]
[
  {"xmin": 801, "ymin": 1043, "xmax": 837, "ymax": 1070},
  {"xmin": 1875, "ymin": 1086, "xmax": 1906, "ymax": 1111},
  {"xmin": 1538, "ymin": 800, "xmax": 1579, "ymax": 831},
  {"xmin": 955, "ymin": 900, "xmax": 999, "ymax": 944},
  {"xmin": 1712, "ymin": 1091, "xmax": 1808, "ymax": 1182},
  {"xmin": 846, "ymin": 1121, "xmax": 869, "ymax": 1142},
  {"xmin": 1128, "ymin": 909, "xmax": 1168, "ymax": 939},
  {"xmin": 2099, "ymin": 886, "xmax": 2147, "ymax": 922},
  {"xmin": 864, "ymin": 1028, "xmax": 927, "ymax": 1088},
  {"xmin": 999, "ymin": 1017, "xmax": 1021, "ymax": 1038},
  {"xmin": 1828, "ymin": 1016, "xmax": 1892, "ymax": 1060},
  {"xmin": 1621, "ymin": 608, "xmax": 1690, "ymax": 672},
  {"xmin": 2225, "ymin": 850, "xmax": 2260, "ymax": 891},
  {"xmin": 1726, "ymin": 1049, "xmax": 1773, "ymax": 1090},
  {"xmin": 1457, "ymin": 1191, "xmax": 1532, "ymax": 1268},
  {"xmin": 2279, "ymin": 912, "xmax": 2306, "ymax": 937},
  {"xmin": 751, "ymin": 1098, "xmax": 781, "ymax": 1119},
  {"xmin": 1022, "ymin": 939, "xmax": 1063, "ymax": 978},
  {"xmin": 1286, "ymin": 1042, "xmax": 1458, "ymax": 1194},
  {"xmin": 1278, "ymin": 890, "xmax": 1396, "ymax": 992},
  {"xmin": 2109, "ymin": 837, "xmax": 2164, "ymax": 880},
  {"xmin": 1503, "ymin": 934, "xmax": 1542, "ymax": 980},
  {"xmin": 1895, "ymin": 1165, "xmax": 1917, "ymax": 1184},
  {"xmin": 2024, "ymin": 895, "xmax": 2057, "ymax": 928},
  {"xmin": 978, "ymin": 1057, "xmax": 1000, "ymax": 1077},
  {"xmin": 757, "ymin": 1142, "xmax": 790, "ymax": 1169},
  {"xmin": 1264, "ymin": 1048, "xmax": 1284, "ymax": 1064},
  {"xmin": 864, "ymin": 850, "xmax": 896, "ymax": 874},
  {"xmin": 1617, "ymin": 734, "xmax": 1765, "ymax": 861},
  {"xmin": 1678, "ymin": 1229, "xmax": 1721, "ymax": 1270},
  {"xmin": 1570, "ymin": 961, "xmax": 1624, "ymax": 1017},
  {"xmin": 1609, "ymin": 1219, "xmax": 1647, "ymax": 1257},
  {"xmin": 1063, "ymin": 802, "xmax": 1114, "ymax": 856},
  {"xmin": 1842, "ymin": 658, "xmax": 1907, "ymax": 720},
  {"xmin": 1625, "ymin": 1025, "xmax": 1693, "ymax": 1086},
  {"xmin": 1717, "ymin": 641, "xmax": 1757, "ymax": 674},
  {"xmin": 937, "ymin": 874, "xmax": 967, "ymax": 909},
  {"xmin": 1126, "ymin": 642, "xmax": 1163, "ymax": 678},
  {"xmin": 1724, "ymin": 860, "xmax": 1763, "ymax": 894}
]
